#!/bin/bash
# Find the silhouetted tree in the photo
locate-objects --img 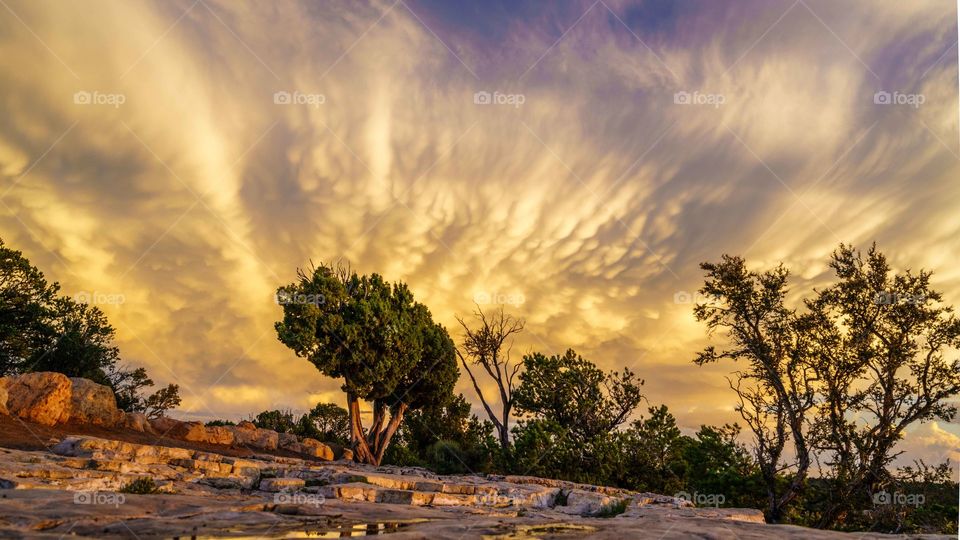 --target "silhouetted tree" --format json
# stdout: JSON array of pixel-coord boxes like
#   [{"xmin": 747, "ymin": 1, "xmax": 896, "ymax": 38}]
[
  {"xmin": 804, "ymin": 245, "xmax": 960, "ymax": 528},
  {"xmin": 694, "ymin": 256, "xmax": 816, "ymax": 522},
  {"xmin": 455, "ymin": 305, "xmax": 525, "ymax": 450}
]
